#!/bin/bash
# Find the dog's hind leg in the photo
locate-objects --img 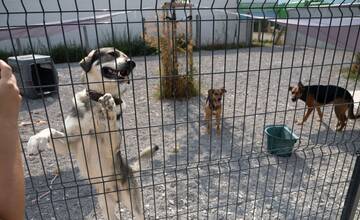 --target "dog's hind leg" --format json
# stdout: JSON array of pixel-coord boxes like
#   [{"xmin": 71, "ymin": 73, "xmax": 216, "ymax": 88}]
[
  {"xmin": 205, "ymin": 108, "xmax": 212, "ymax": 134},
  {"xmin": 316, "ymin": 106, "xmax": 323, "ymax": 122},
  {"xmin": 96, "ymin": 183, "xmax": 118, "ymax": 220},
  {"xmin": 334, "ymin": 106, "xmax": 341, "ymax": 130},
  {"xmin": 216, "ymin": 109, "xmax": 221, "ymax": 136},
  {"xmin": 97, "ymin": 185, "xmax": 143, "ymax": 220},
  {"xmin": 335, "ymin": 105, "xmax": 348, "ymax": 131},
  {"xmin": 115, "ymin": 151, "xmax": 145, "ymax": 220},
  {"xmin": 340, "ymin": 114, "xmax": 348, "ymax": 131},
  {"xmin": 117, "ymin": 180, "xmax": 144, "ymax": 220}
]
